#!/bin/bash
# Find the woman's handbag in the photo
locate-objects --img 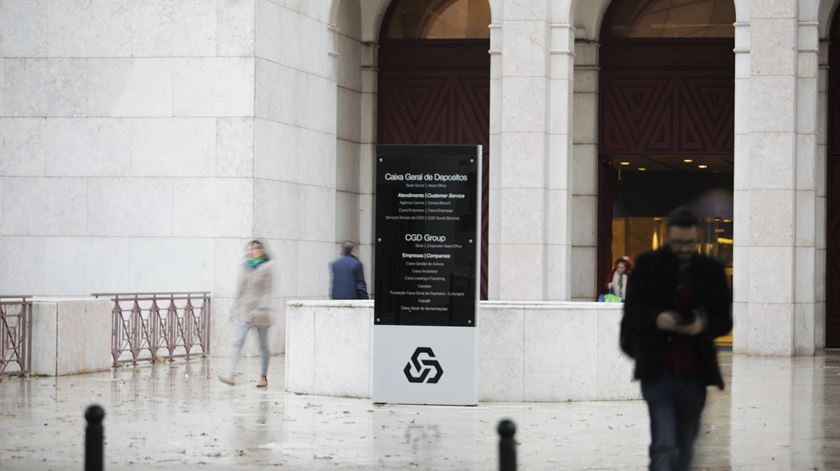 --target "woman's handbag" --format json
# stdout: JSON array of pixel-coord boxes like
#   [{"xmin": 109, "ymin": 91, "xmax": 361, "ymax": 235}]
[{"xmin": 250, "ymin": 307, "xmax": 273, "ymax": 325}]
